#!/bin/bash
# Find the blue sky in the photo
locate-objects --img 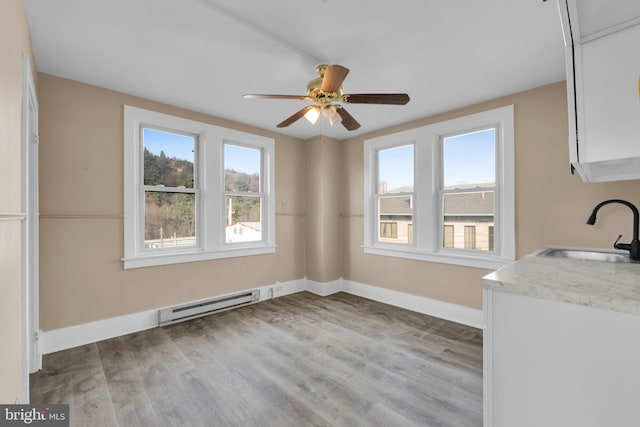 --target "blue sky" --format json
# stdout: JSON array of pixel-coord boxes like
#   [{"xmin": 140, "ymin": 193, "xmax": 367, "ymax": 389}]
[
  {"xmin": 224, "ymin": 144, "xmax": 260, "ymax": 175},
  {"xmin": 143, "ymin": 128, "xmax": 194, "ymax": 162},
  {"xmin": 143, "ymin": 128, "xmax": 261, "ymax": 174},
  {"xmin": 379, "ymin": 145, "xmax": 414, "ymax": 191},
  {"xmin": 144, "ymin": 126, "xmax": 494, "ymax": 186},
  {"xmin": 443, "ymin": 128, "xmax": 495, "ymax": 186},
  {"xmin": 379, "ymin": 128, "xmax": 495, "ymax": 191}
]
